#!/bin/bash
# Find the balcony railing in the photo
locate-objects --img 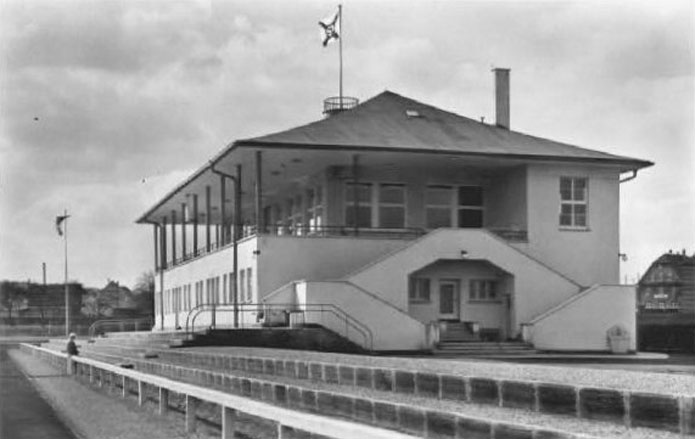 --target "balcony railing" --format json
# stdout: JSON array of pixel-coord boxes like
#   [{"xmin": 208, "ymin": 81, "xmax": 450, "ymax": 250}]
[
  {"xmin": 323, "ymin": 96, "xmax": 359, "ymax": 115},
  {"xmin": 160, "ymin": 226, "xmax": 528, "ymax": 270}
]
